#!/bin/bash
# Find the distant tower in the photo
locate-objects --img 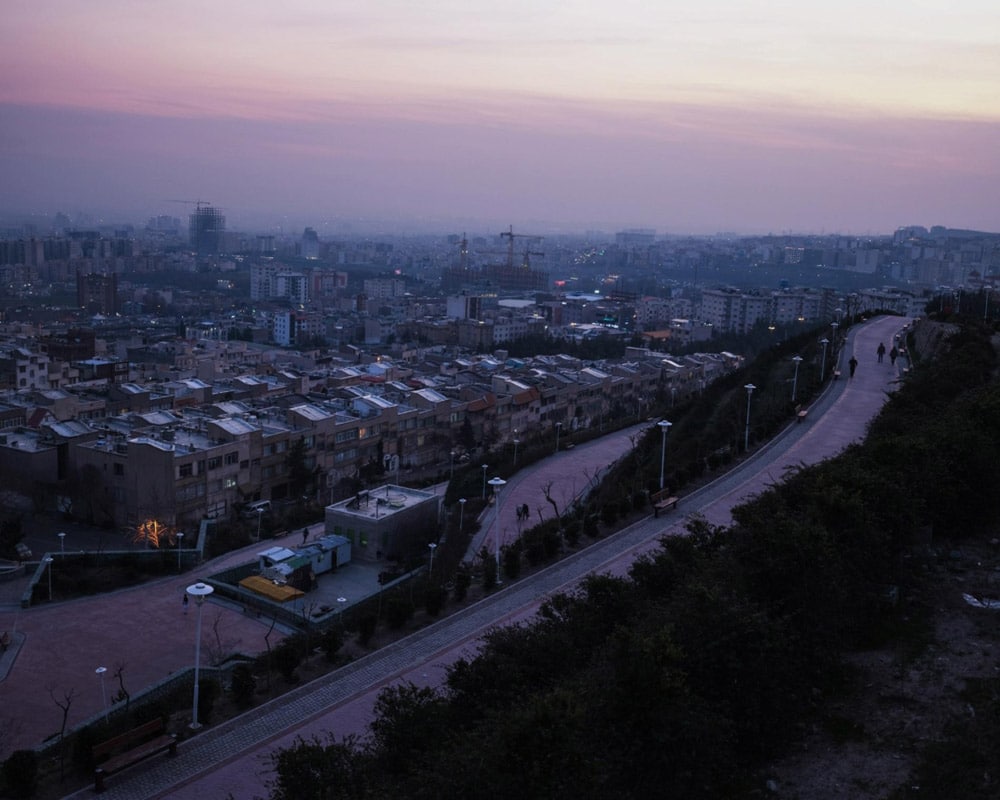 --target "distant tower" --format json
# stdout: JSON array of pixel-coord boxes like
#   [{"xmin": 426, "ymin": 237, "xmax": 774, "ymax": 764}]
[
  {"xmin": 189, "ymin": 205, "xmax": 226, "ymax": 257},
  {"xmin": 301, "ymin": 227, "xmax": 320, "ymax": 259}
]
